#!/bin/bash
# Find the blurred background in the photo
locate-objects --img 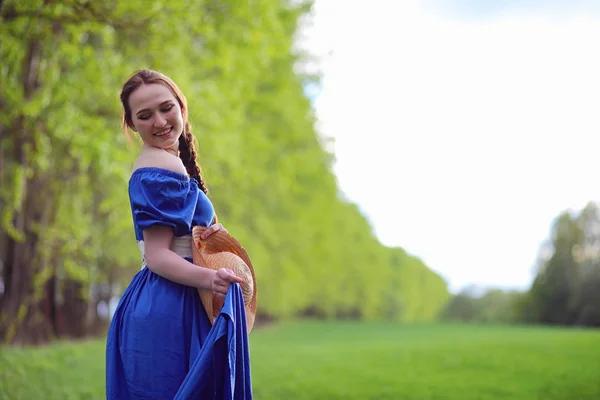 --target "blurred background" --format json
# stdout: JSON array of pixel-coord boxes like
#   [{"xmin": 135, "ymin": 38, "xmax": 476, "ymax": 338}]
[{"xmin": 1, "ymin": 0, "xmax": 599, "ymax": 399}]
